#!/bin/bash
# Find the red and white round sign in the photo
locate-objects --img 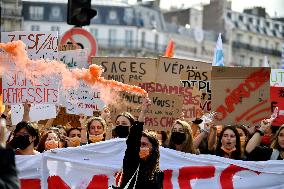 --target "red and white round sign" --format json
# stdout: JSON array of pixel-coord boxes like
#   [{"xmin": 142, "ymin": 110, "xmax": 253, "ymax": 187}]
[{"xmin": 60, "ymin": 27, "xmax": 97, "ymax": 63}]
